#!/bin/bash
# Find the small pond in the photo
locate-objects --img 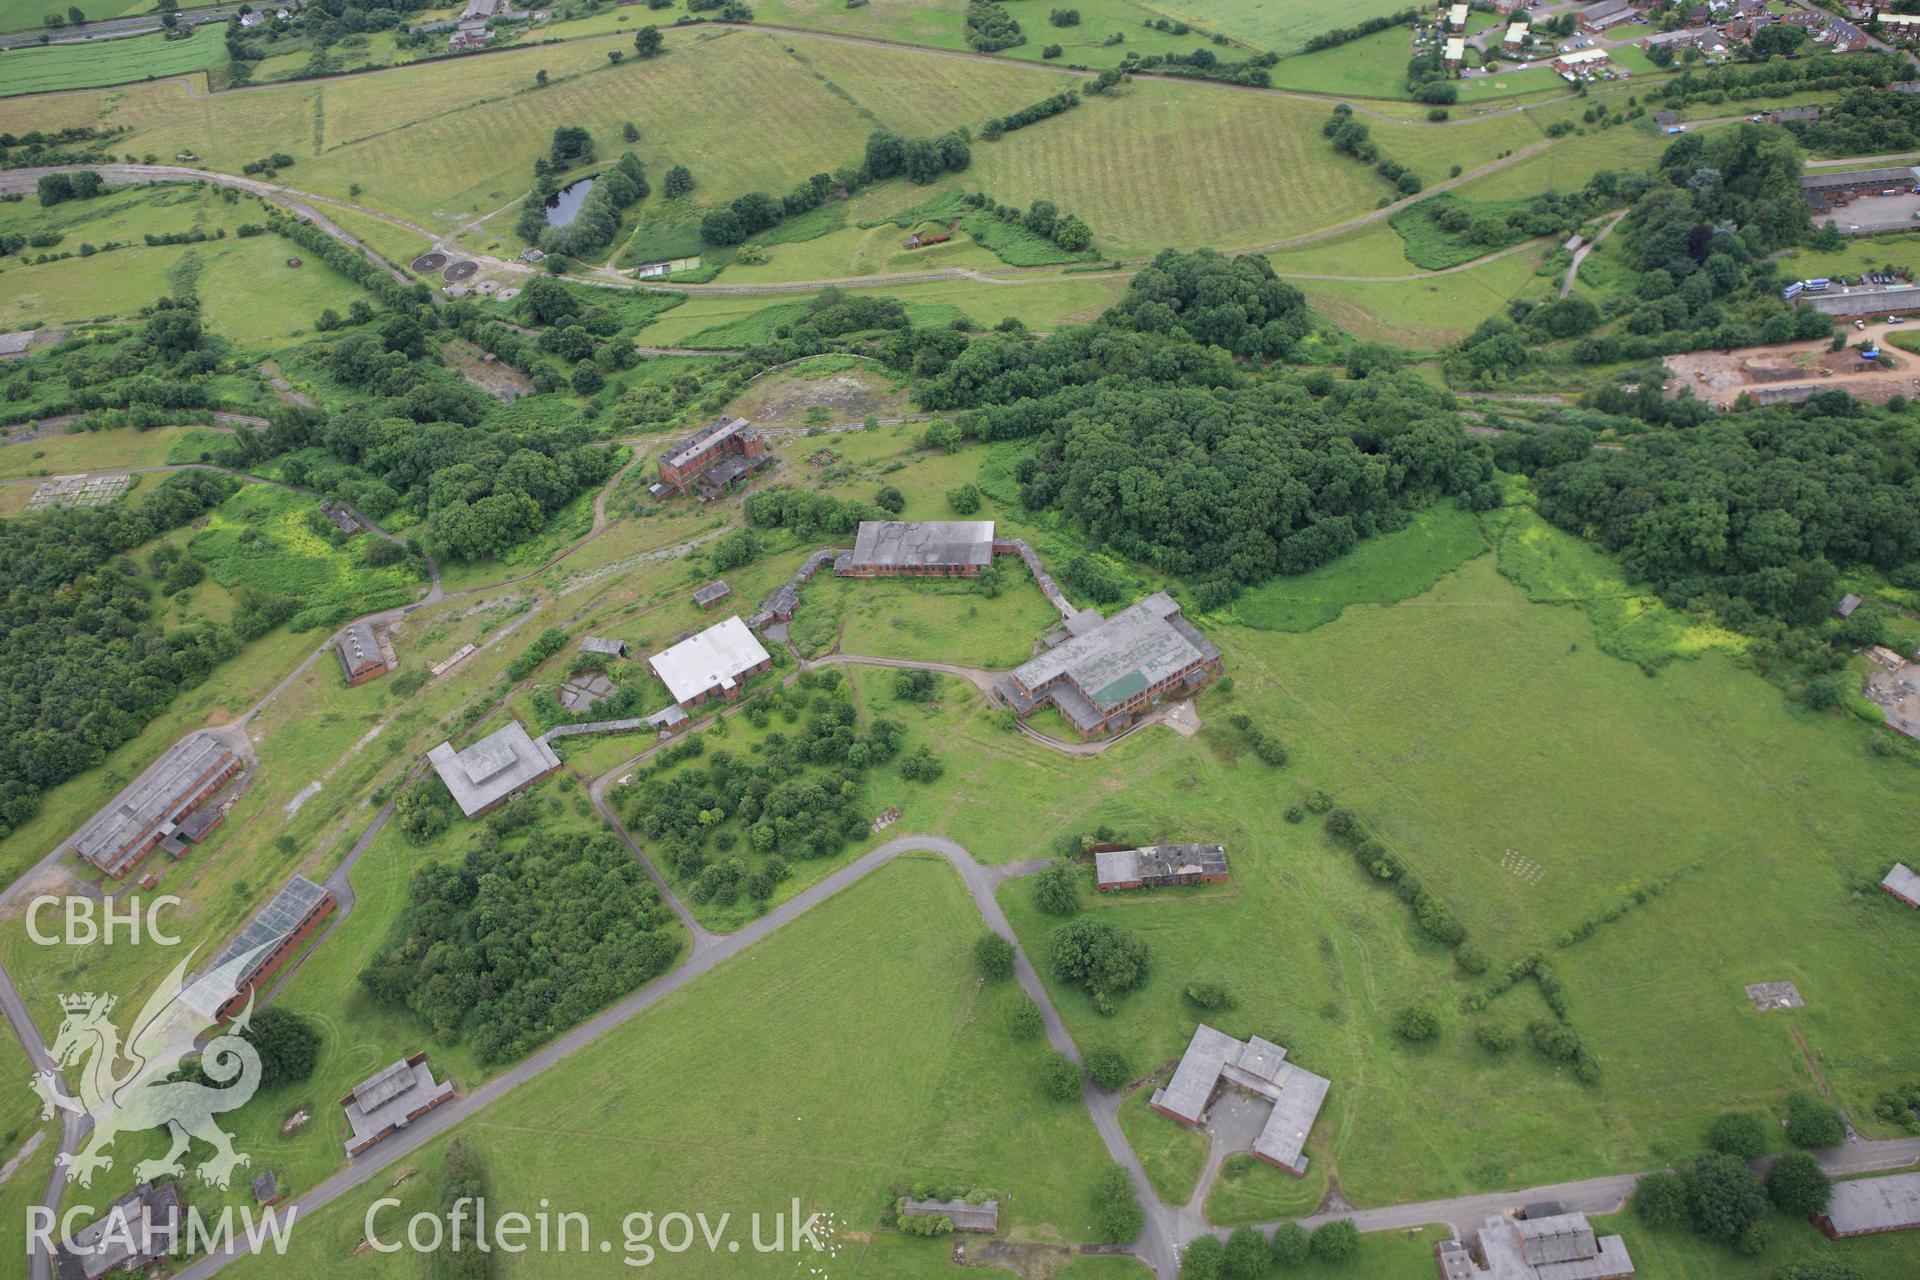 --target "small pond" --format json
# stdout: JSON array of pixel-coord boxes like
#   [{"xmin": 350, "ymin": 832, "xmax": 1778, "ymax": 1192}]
[{"xmin": 545, "ymin": 177, "xmax": 595, "ymax": 228}]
